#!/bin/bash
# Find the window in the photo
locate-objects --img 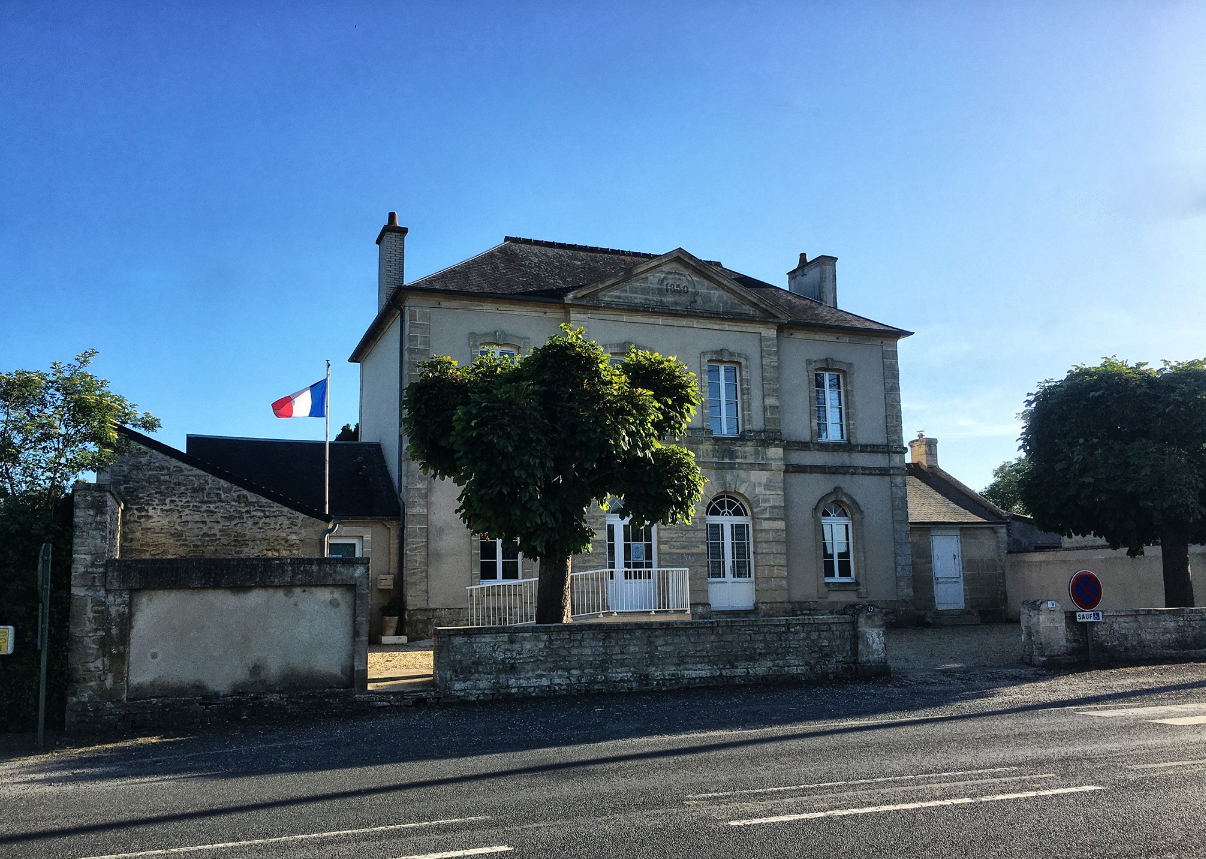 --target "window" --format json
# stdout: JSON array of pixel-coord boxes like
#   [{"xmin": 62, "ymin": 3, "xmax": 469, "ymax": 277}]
[
  {"xmin": 821, "ymin": 502, "xmax": 854, "ymax": 580},
  {"xmin": 705, "ymin": 495, "xmax": 753, "ymax": 581},
  {"xmin": 815, "ymin": 371, "xmax": 846, "ymax": 441},
  {"xmin": 478, "ymin": 536, "xmax": 522, "ymax": 580},
  {"xmin": 606, "ymin": 517, "xmax": 656, "ymax": 579},
  {"xmin": 327, "ymin": 537, "xmax": 361, "ymax": 558},
  {"xmin": 707, "ymin": 363, "xmax": 740, "ymax": 436},
  {"xmin": 479, "ymin": 344, "xmax": 518, "ymax": 360}
]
